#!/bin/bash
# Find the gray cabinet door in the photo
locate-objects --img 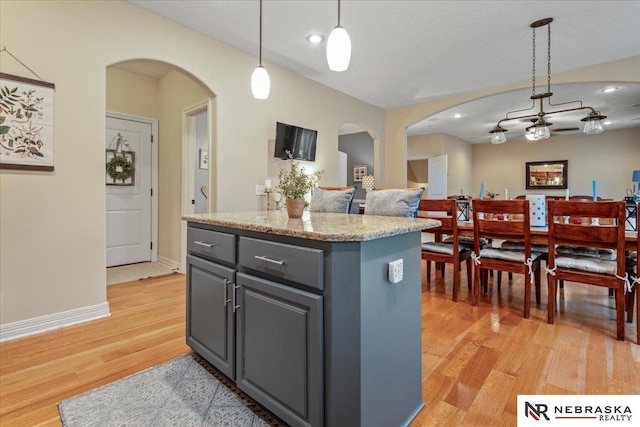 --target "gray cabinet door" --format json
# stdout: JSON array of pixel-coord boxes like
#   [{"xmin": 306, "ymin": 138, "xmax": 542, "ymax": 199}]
[
  {"xmin": 235, "ymin": 273, "xmax": 323, "ymax": 427},
  {"xmin": 186, "ymin": 254, "xmax": 235, "ymax": 379}
]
